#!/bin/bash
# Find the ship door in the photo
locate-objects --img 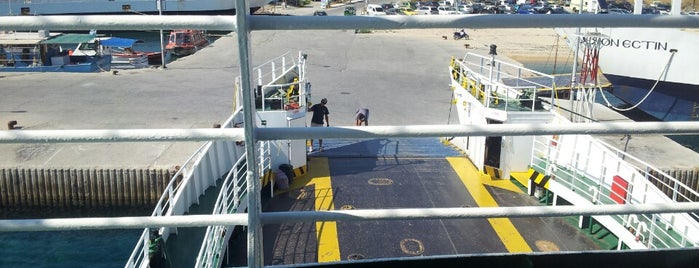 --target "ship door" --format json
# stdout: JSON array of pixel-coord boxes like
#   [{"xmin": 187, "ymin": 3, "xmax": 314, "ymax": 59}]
[{"xmin": 484, "ymin": 119, "xmax": 502, "ymax": 170}]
